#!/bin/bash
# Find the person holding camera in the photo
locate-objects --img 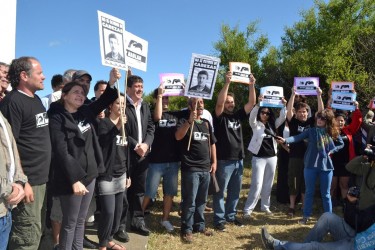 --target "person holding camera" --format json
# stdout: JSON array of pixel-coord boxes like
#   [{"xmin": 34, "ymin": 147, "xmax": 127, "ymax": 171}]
[{"xmin": 260, "ymin": 154, "xmax": 375, "ymax": 249}]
